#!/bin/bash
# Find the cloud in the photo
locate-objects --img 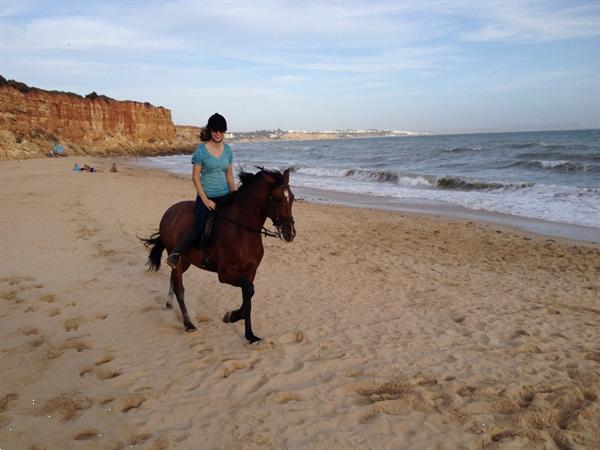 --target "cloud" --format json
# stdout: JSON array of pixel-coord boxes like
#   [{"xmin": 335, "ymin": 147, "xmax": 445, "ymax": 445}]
[
  {"xmin": 2, "ymin": 16, "xmax": 179, "ymax": 51},
  {"xmin": 1, "ymin": 0, "xmax": 598, "ymax": 130},
  {"xmin": 456, "ymin": 1, "xmax": 600, "ymax": 42}
]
